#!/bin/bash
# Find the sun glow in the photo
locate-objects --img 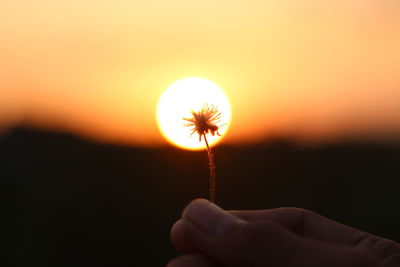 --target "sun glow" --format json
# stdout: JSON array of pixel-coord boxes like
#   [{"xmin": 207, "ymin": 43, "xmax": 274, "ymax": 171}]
[{"xmin": 156, "ymin": 77, "xmax": 231, "ymax": 150}]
